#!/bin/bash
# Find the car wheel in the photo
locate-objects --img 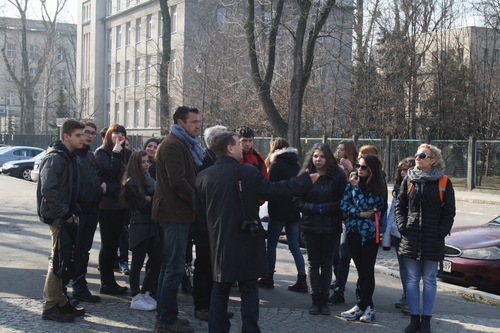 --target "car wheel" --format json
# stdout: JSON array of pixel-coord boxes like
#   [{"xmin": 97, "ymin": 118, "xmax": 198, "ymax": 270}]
[{"xmin": 21, "ymin": 167, "xmax": 32, "ymax": 181}]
